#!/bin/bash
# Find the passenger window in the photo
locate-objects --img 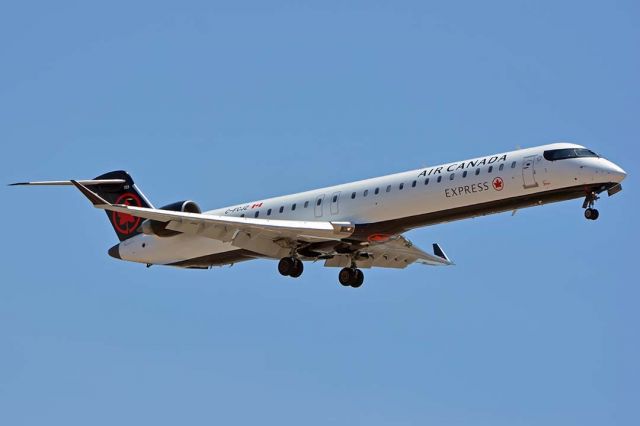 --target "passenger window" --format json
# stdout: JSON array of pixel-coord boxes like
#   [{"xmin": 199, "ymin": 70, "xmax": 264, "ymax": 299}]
[
  {"xmin": 240, "ymin": 214, "xmax": 245, "ymax": 218},
  {"xmin": 374, "ymin": 187, "xmax": 379, "ymax": 195},
  {"xmin": 279, "ymin": 206, "xmax": 284, "ymax": 213},
  {"xmin": 463, "ymin": 171, "xmax": 467, "ymax": 178},
  {"xmin": 475, "ymin": 168, "xmax": 480, "ymax": 175},
  {"xmin": 304, "ymin": 201, "xmax": 309, "ymax": 208},
  {"xmin": 332, "ymin": 195, "xmax": 337, "ymax": 203},
  {"xmin": 386, "ymin": 185, "xmax": 391, "ymax": 192},
  {"xmin": 499, "ymin": 163, "xmax": 504, "ymax": 171},
  {"xmin": 364, "ymin": 189, "xmax": 369, "ymax": 197},
  {"xmin": 399, "ymin": 183, "xmax": 404, "ymax": 190},
  {"xmin": 316, "ymin": 198, "xmax": 322, "ymax": 206},
  {"xmin": 424, "ymin": 178, "xmax": 429, "ymax": 185},
  {"xmin": 267, "ymin": 208, "xmax": 272, "ymax": 216},
  {"xmin": 449, "ymin": 173, "xmax": 455, "ymax": 180},
  {"xmin": 437, "ymin": 176, "xmax": 442, "ymax": 183},
  {"xmin": 351, "ymin": 192, "xmax": 356, "ymax": 199},
  {"xmin": 292, "ymin": 203, "xmax": 296, "ymax": 211},
  {"xmin": 412, "ymin": 180, "xmax": 417, "ymax": 187},
  {"xmin": 254, "ymin": 211, "xmax": 259, "ymax": 218},
  {"xmin": 511, "ymin": 161, "xmax": 516, "ymax": 168},
  {"xmin": 488, "ymin": 166, "xmax": 493, "ymax": 173}
]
